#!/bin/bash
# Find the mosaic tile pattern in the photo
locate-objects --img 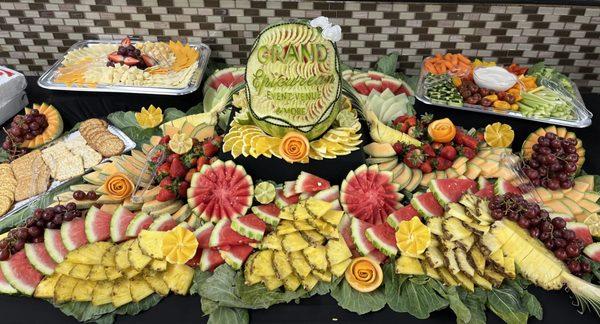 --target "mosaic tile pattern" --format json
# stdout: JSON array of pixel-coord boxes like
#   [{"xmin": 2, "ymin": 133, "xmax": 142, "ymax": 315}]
[{"xmin": 0, "ymin": 1, "xmax": 599, "ymax": 93}]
